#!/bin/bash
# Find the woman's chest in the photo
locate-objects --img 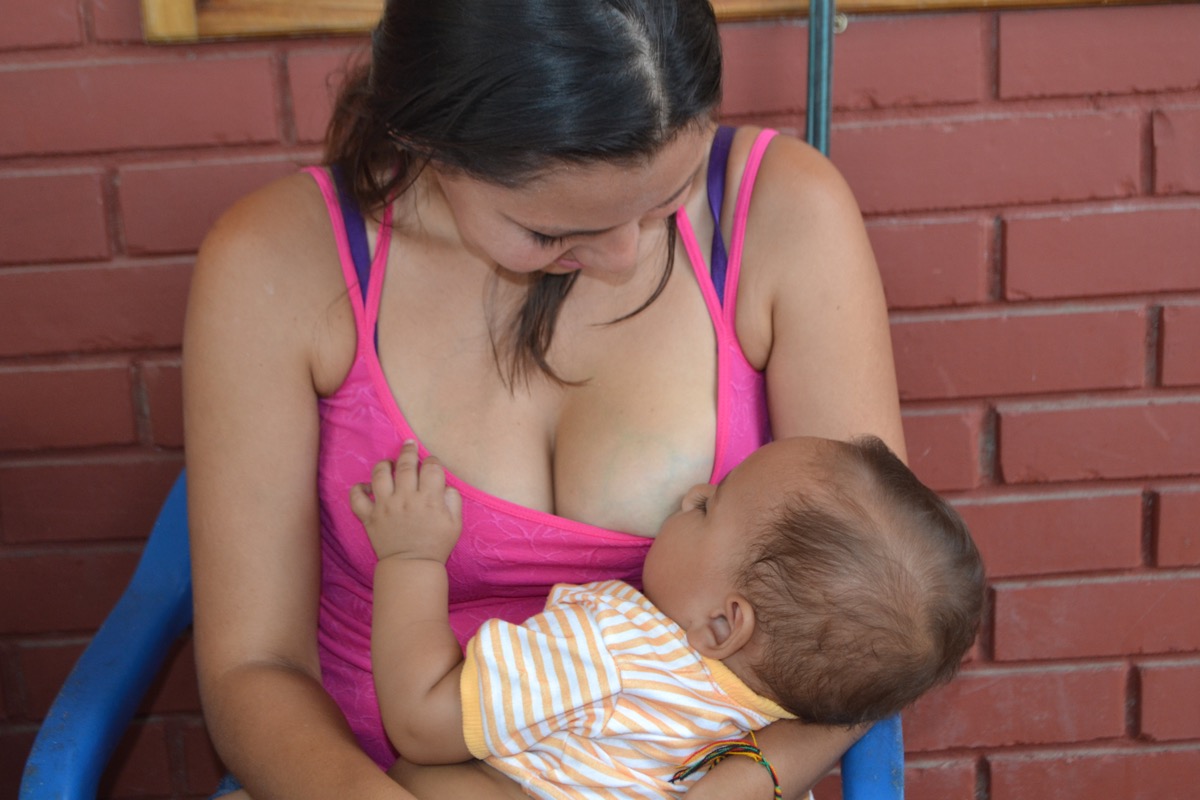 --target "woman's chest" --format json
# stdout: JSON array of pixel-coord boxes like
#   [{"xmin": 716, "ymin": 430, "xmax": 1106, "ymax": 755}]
[{"xmin": 374, "ymin": 262, "xmax": 721, "ymax": 537}]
